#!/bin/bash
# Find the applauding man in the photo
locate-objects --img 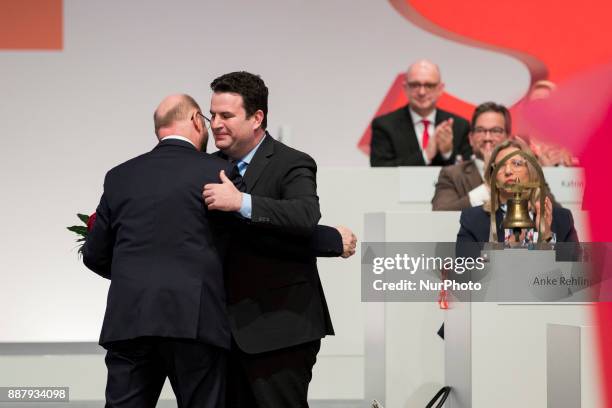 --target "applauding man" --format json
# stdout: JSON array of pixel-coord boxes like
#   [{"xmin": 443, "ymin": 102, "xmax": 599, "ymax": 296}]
[{"xmin": 370, "ymin": 59, "xmax": 471, "ymax": 166}]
